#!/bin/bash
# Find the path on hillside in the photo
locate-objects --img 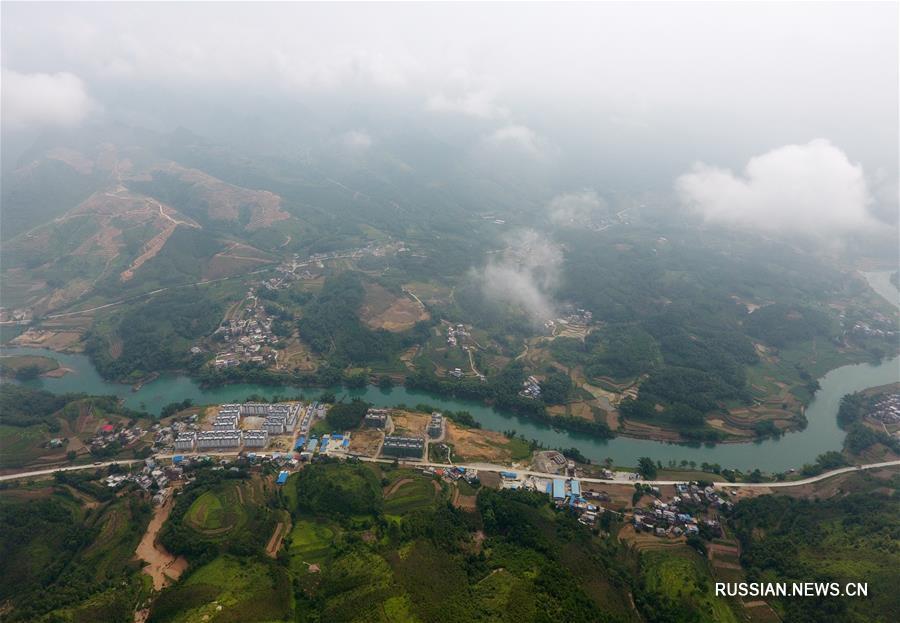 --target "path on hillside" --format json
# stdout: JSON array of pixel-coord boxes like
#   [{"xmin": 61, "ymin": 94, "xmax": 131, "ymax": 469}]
[{"xmin": 44, "ymin": 268, "xmax": 271, "ymax": 319}]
